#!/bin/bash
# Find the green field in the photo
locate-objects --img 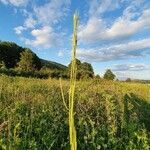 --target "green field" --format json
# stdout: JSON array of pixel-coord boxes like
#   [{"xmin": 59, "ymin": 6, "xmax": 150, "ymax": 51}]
[{"xmin": 0, "ymin": 75, "xmax": 150, "ymax": 149}]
